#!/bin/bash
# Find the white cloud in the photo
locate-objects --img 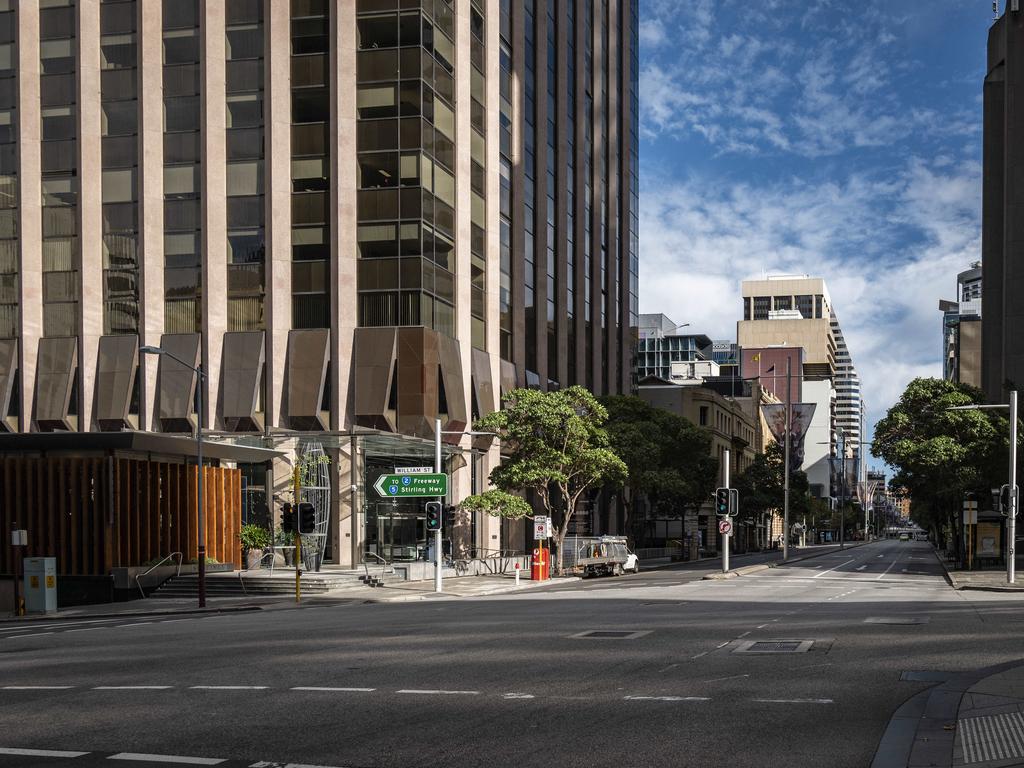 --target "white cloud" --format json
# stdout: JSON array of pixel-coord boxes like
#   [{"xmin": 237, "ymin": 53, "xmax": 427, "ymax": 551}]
[{"xmin": 638, "ymin": 158, "xmax": 981, "ymax": 443}]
